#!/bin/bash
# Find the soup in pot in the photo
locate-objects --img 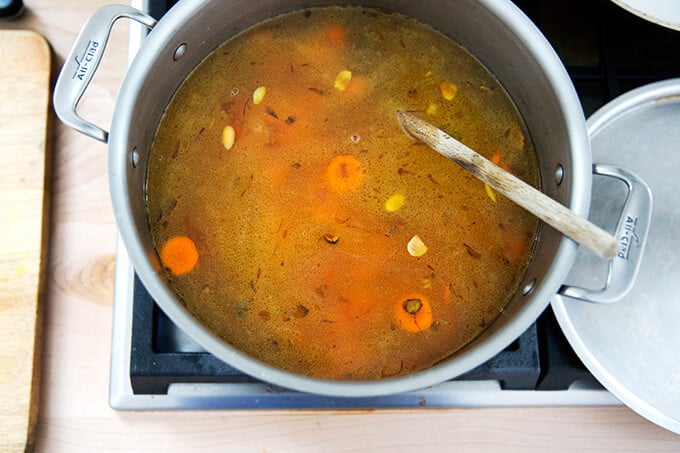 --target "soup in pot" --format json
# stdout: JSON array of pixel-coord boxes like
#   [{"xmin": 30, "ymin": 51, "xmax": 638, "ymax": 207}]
[{"xmin": 146, "ymin": 6, "xmax": 540, "ymax": 380}]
